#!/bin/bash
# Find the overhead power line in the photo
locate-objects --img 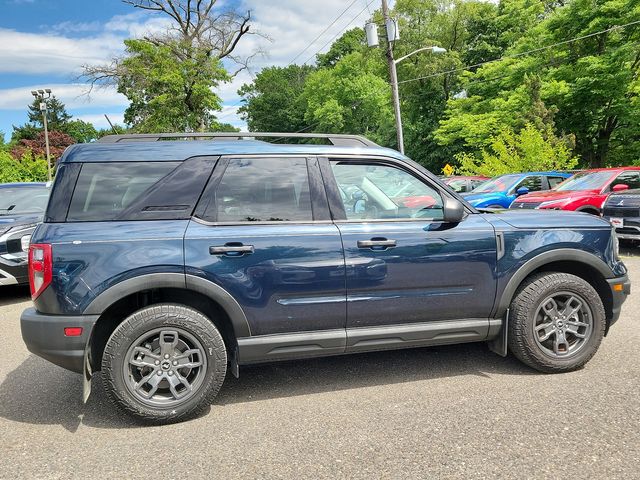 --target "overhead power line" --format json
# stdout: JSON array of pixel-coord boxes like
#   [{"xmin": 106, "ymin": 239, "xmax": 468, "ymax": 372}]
[
  {"xmin": 288, "ymin": 0, "xmax": 362, "ymax": 65},
  {"xmin": 219, "ymin": 0, "xmax": 377, "ymax": 121},
  {"xmin": 301, "ymin": 0, "xmax": 377, "ymax": 65},
  {"xmin": 398, "ymin": 19, "xmax": 640, "ymax": 85}
]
